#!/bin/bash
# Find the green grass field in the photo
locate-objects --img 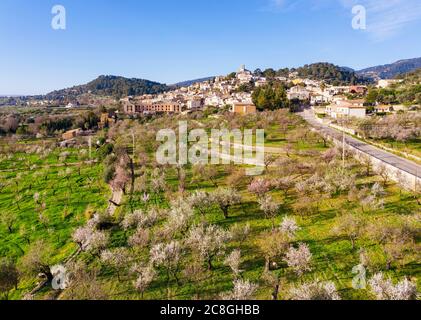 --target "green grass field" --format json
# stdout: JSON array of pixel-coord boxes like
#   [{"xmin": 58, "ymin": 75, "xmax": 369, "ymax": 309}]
[{"xmin": 0, "ymin": 142, "xmax": 109, "ymax": 299}]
